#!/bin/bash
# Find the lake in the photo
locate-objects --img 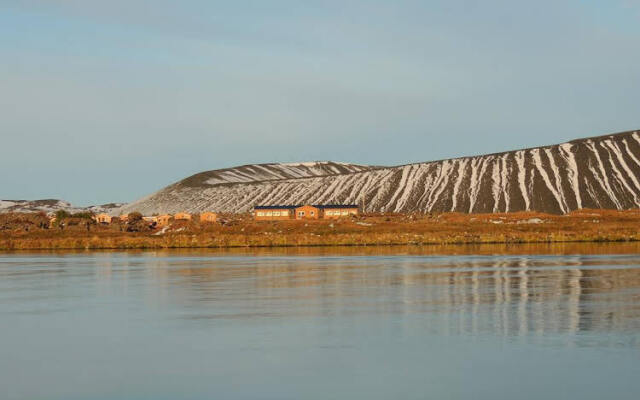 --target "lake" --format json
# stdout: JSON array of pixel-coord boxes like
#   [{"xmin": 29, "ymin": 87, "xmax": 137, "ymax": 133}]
[{"xmin": 1, "ymin": 244, "xmax": 640, "ymax": 399}]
